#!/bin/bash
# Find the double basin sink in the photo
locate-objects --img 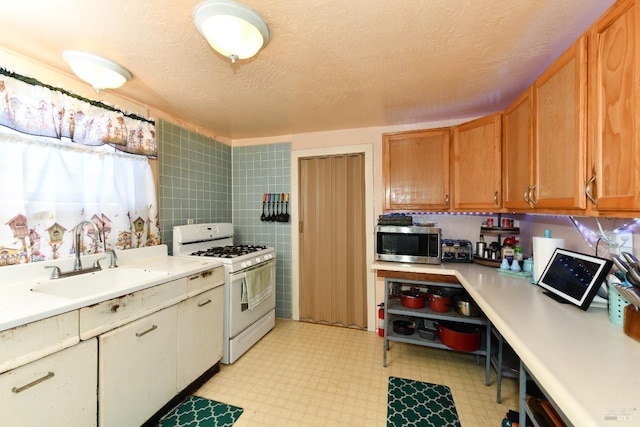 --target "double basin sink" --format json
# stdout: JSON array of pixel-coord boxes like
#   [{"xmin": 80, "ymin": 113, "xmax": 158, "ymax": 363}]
[{"xmin": 30, "ymin": 267, "xmax": 171, "ymax": 300}]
